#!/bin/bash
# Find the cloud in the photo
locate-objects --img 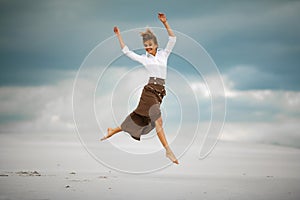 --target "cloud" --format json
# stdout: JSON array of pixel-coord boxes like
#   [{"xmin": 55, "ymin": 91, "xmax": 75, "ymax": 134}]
[
  {"xmin": 222, "ymin": 120, "xmax": 300, "ymax": 148},
  {"xmin": 189, "ymin": 73, "xmax": 300, "ymax": 147},
  {"xmin": 219, "ymin": 81, "xmax": 300, "ymax": 148},
  {"xmin": 219, "ymin": 70, "xmax": 300, "ymax": 121},
  {"xmin": 225, "ymin": 65, "xmax": 280, "ymax": 90},
  {"xmin": 0, "ymin": 77, "xmax": 75, "ymax": 133},
  {"xmin": 0, "ymin": 66, "xmax": 299, "ymax": 148},
  {"xmin": 226, "ymin": 89, "xmax": 300, "ymax": 122}
]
